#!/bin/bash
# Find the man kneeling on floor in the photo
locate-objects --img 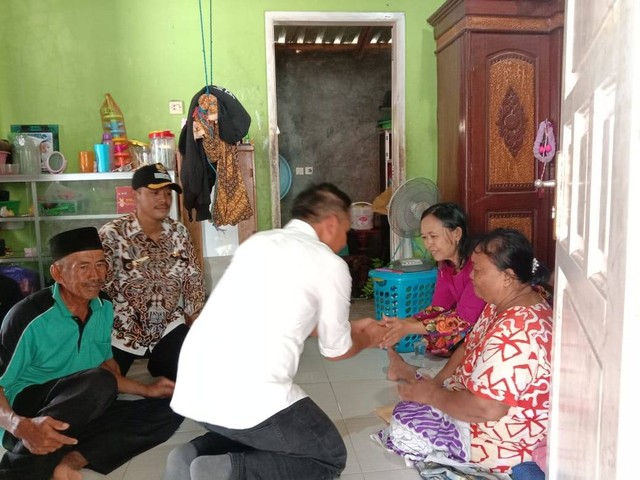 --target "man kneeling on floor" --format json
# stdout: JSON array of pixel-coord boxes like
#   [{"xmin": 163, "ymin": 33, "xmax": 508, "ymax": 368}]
[{"xmin": 0, "ymin": 227, "xmax": 183, "ymax": 480}]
